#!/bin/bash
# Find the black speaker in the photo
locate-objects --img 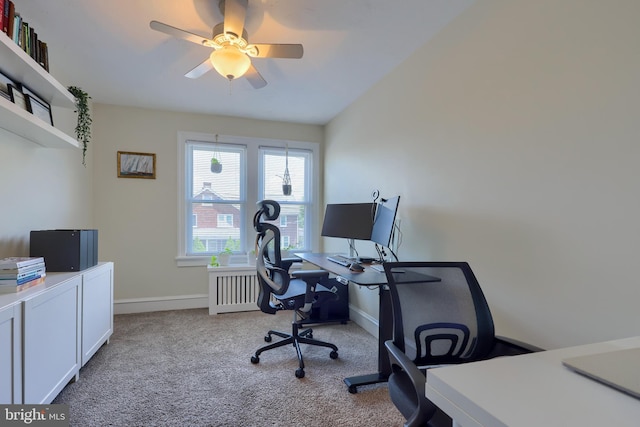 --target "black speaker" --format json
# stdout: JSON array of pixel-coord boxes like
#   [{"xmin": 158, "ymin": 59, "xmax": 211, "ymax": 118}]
[{"xmin": 30, "ymin": 229, "xmax": 98, "ymax": 271}]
